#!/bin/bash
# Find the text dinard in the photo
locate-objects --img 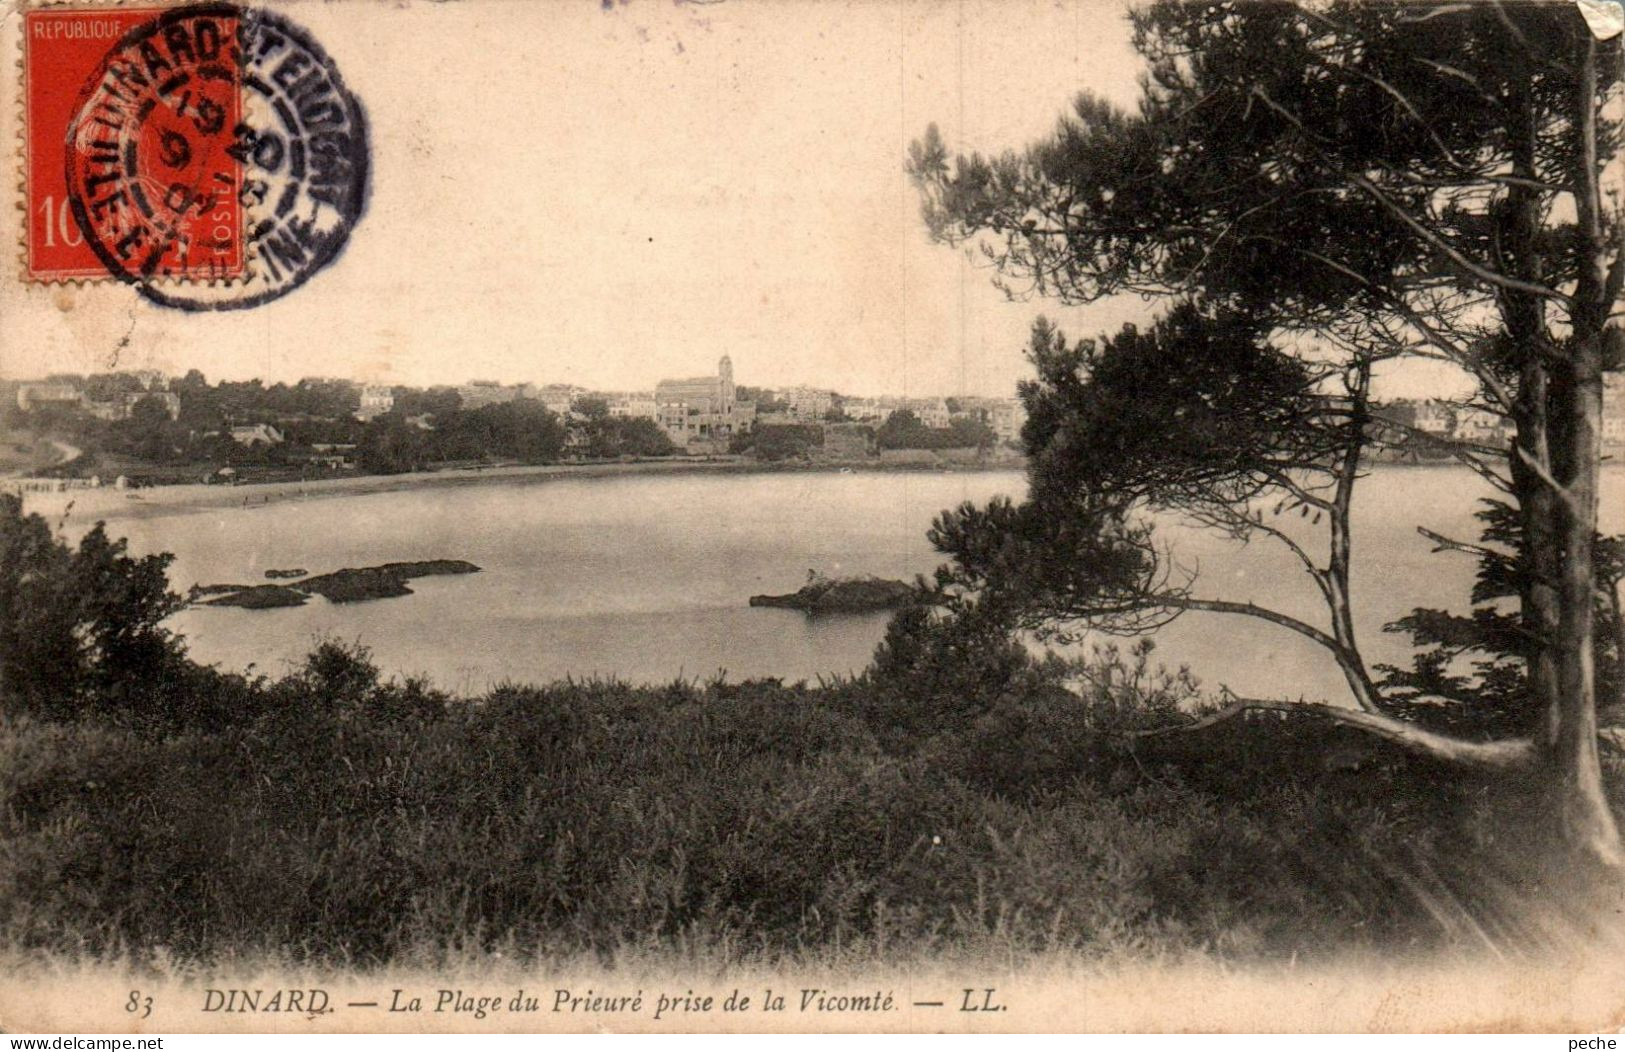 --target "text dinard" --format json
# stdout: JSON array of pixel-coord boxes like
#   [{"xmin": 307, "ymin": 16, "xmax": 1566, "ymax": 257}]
[
  {"xmin": 199, "ymin": 987, "xmax": 902, "ymax": 1019},
  {"xmin": 197, "ymin": 987, "xmax": 1008, "ymax": 1019}
]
